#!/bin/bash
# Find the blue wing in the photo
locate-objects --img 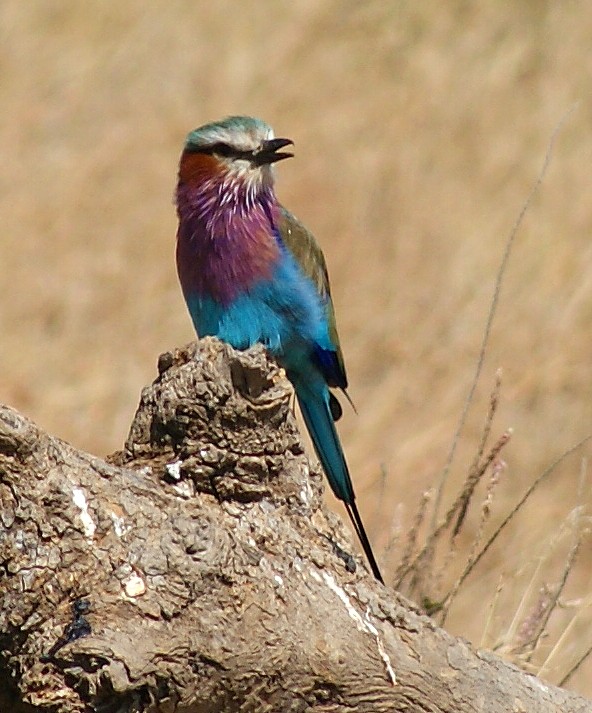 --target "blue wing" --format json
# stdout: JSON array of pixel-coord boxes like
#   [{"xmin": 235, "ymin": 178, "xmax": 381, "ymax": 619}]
[{"xmin": 276, "ymin": 207, "xmax": 350, "ymax": 405}]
